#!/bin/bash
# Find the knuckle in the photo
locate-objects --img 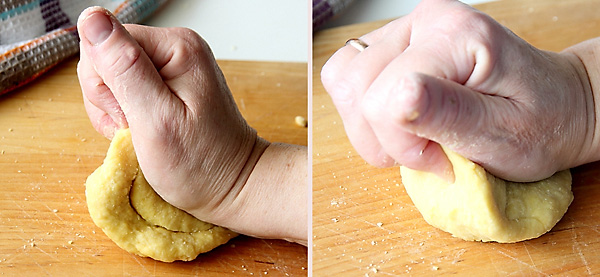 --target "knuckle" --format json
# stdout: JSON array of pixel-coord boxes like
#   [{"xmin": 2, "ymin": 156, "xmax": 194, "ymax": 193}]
[
  {"xmin": 320, "ymin": 60, "xmax": 337, "ymax": 87},
  {"xmin": 166, "ymin": 27, "xmax": 214, "ymax": 72},
  {"xmin": 325, "ymin": 74, "xmax": 360, "ymax": 107},
  {"xmin": 321, "ymin": 57, "xmax": 346, "ymax": 93},
  {"xmin": 171, "ymin": 27, "xmax": 210, "ymax": 56},
  {"xmin": 87, "ymin": 83, "xmax": 113, "ymax": 107},
  {"xmin": 106, "ymin": 42, "xmax": 142, "ymax": 80}
]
